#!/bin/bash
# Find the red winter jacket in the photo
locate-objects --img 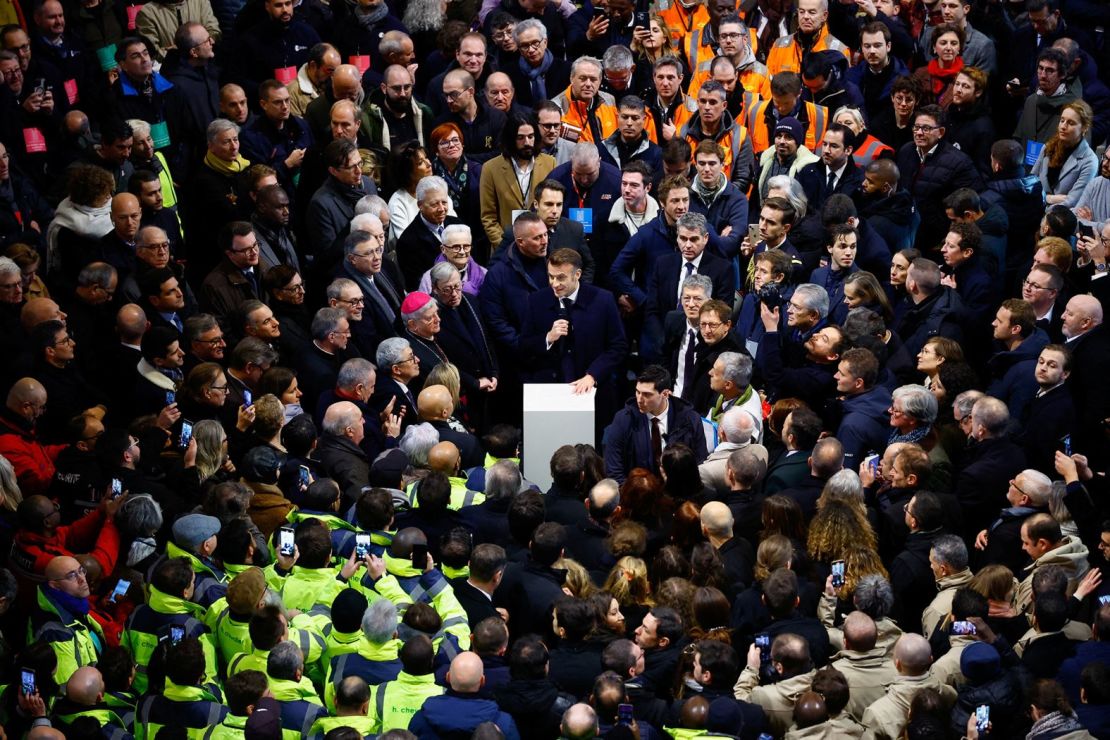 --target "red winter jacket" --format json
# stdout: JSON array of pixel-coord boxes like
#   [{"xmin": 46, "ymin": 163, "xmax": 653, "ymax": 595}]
[
  {"xmin": 0, "ymin": 409, "xmax": 64, "ymax": 496},
  {"xmin": 10, "ymin": 506, "xmax": 121, "ymax": 581}
]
